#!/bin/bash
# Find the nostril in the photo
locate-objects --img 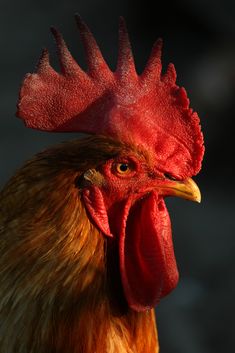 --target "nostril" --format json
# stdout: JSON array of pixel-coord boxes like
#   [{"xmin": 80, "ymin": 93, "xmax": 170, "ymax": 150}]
[{"xmin": 164, "ymin": 173, "xmax": 177, "ymax": 181}]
